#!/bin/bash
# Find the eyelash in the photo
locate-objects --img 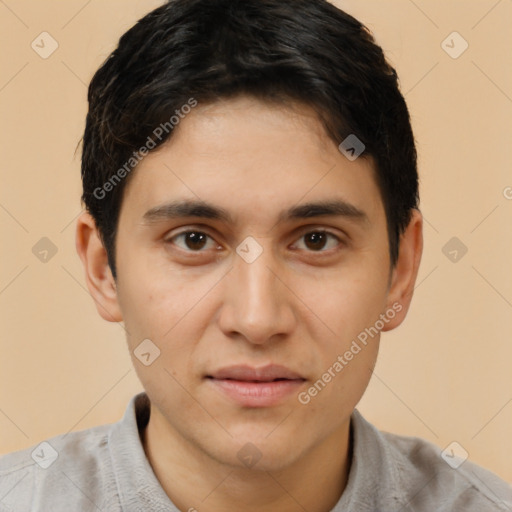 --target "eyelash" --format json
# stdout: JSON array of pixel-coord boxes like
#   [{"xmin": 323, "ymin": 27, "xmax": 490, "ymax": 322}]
[{"xmin": 165, "ymin": 228, "xmax": 344, "ymax": 255}]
